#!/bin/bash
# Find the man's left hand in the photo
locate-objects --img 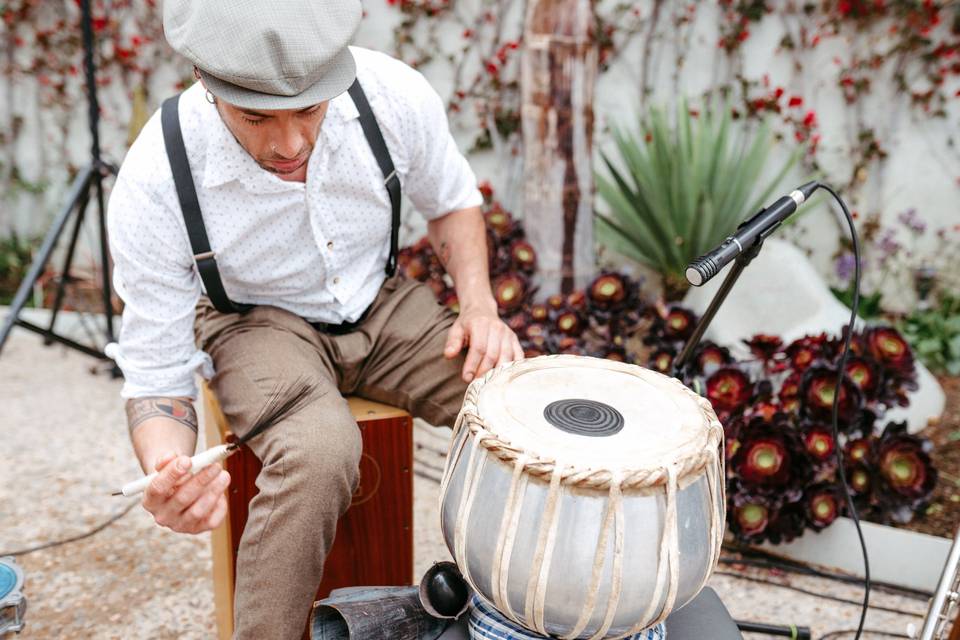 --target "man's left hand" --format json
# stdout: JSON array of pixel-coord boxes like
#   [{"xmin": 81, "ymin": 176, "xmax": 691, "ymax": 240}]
[{"xmin": 444, "ymin": 306, "xmax": 523, "ymax": 383}]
